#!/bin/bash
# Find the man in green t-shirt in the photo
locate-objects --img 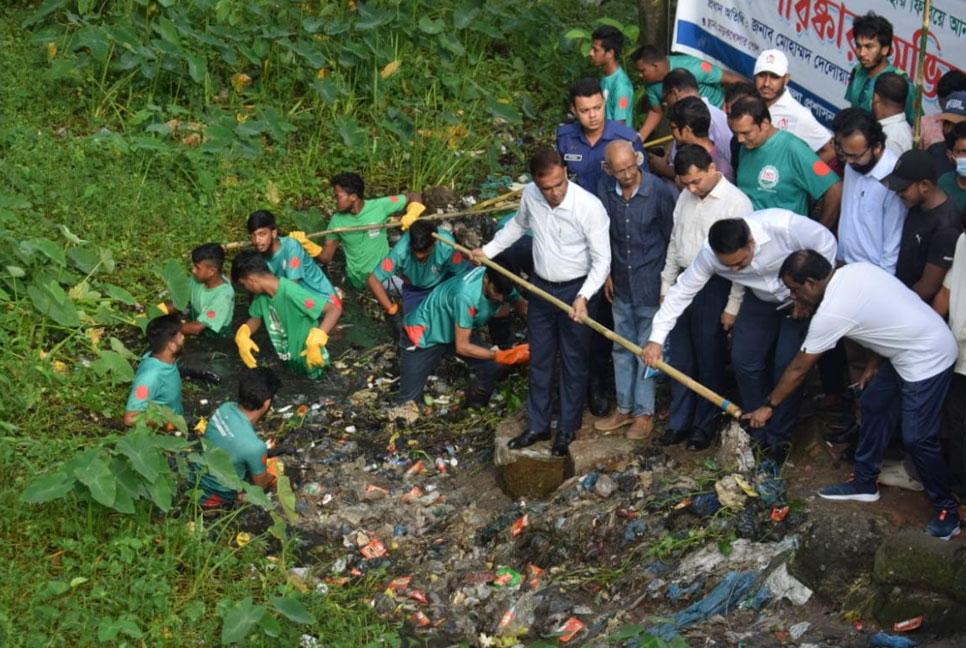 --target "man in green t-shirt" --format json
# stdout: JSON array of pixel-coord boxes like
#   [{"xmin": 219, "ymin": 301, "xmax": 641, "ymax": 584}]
[
  {"xmin": 158, "ymin": 243, "xmax": 235, "ymax": 338},
  {"xmin": 399, "ymin": 265, "xmax": 529, "ymax": 407},
  {"xmin": 368, "ymin": 219, "xmax": 469, "ymax": 320},
  {"xmin": 588, "ymin": 25, "xmax": 634, "ymax": 128},
  {"xmin": 844, "ymin": 12, "xmax": 915, "ymax": 124},
  {"xmin": 317, "ymin": 172, "xmax": 424, "ymax": 291},
  {"xmin": 231, "ymin": 251, "xmax": 341, "ymax": 379},
  {"xmin": 938, "ymin": 122, "xmax": 966, "ymax": 220},
  {"xmin": 632, "ymin": 45, "xmax": 746, "ymax": 142},
  {"xmin": 124, "ymin": 314, "xmax": 185, "ymax": 426},
  {"xmin": 246, "ymin": 210, "xmax": 341, "ymax": 305},
  {"xmin": 198, "ymin": 367, "xmax": 280, "ymax": 508},
  {"xmin": 729, "ymin": 95, "xmax": 843, "ymax": 229}
]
